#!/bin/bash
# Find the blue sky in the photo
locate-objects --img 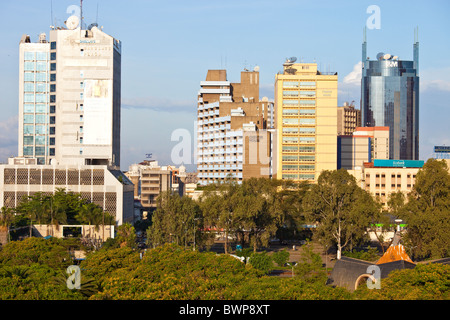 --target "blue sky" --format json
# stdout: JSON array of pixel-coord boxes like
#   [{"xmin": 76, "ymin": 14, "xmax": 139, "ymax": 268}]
[{"xmin": 0, "ymin": 0, "xmax": 449, "ymax": 172}]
